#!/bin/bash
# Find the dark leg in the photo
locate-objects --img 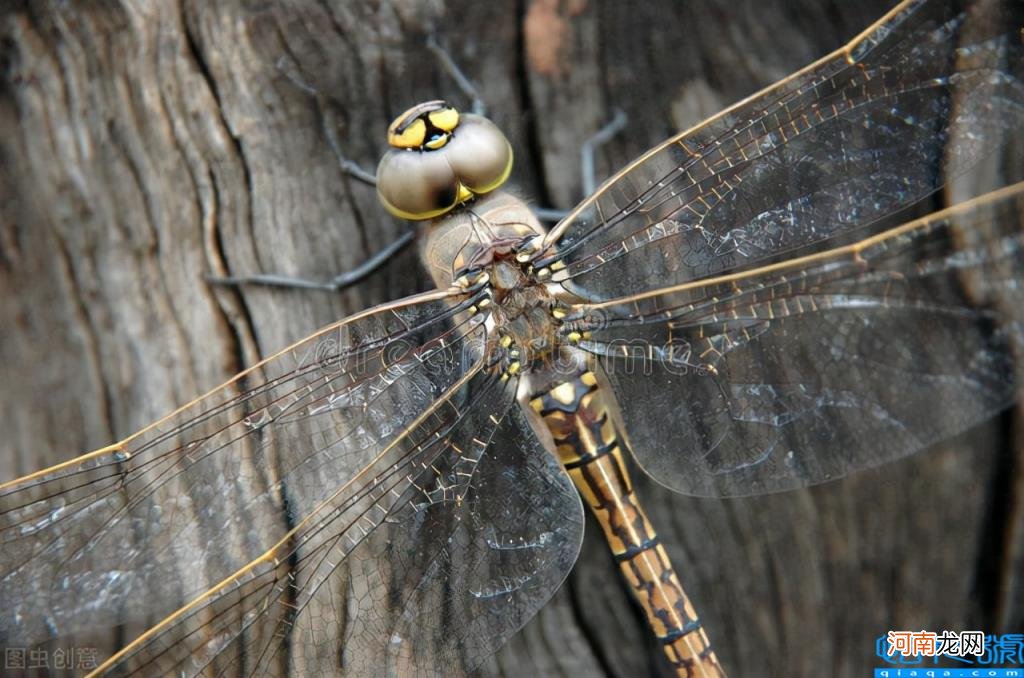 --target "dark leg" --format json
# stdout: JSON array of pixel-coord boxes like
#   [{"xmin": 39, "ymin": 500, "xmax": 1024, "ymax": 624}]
[
  {"xmin": 207, "ymin": 230, "xmax": 415, "ymax": 292},
  {"xmin": 208, "ymin": 45, "xmax": 481, "ymax": 294},
  {"xmin": 532, "ymin": 206, "xmax": 572, "ymax": 222},
  {"xmin": 537, "ymin": 109, "xmax": 630, "ymax": 222},
  {"xmin": 206, "ymin": 58, "xmax": 404, "ymax": 293},
  {"xmin": 581, "ymin": 109, "xmax": 627, "ymax": 197},
  {"xmin": 426, "ymin": 36, "xmax": 486, "ymax": 116},
  {"xmin": 274, "ymin": 56, "xmax": 377, "ymax": 187}
]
